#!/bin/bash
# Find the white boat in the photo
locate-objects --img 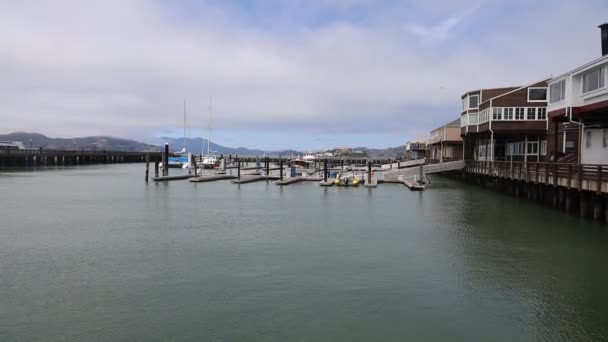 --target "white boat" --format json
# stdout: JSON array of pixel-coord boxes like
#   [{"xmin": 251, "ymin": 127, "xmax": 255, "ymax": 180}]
[
  {"xmin": 200, "ymin": 97, "xmax": 221, "ymax": 169},
  {"xmin": 303, "ymin": 152, "xmax": 316, "ymax": 161},
  {"xmin": 167, "ymin": 100, "xmax": 190, "ymax": 168}
]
